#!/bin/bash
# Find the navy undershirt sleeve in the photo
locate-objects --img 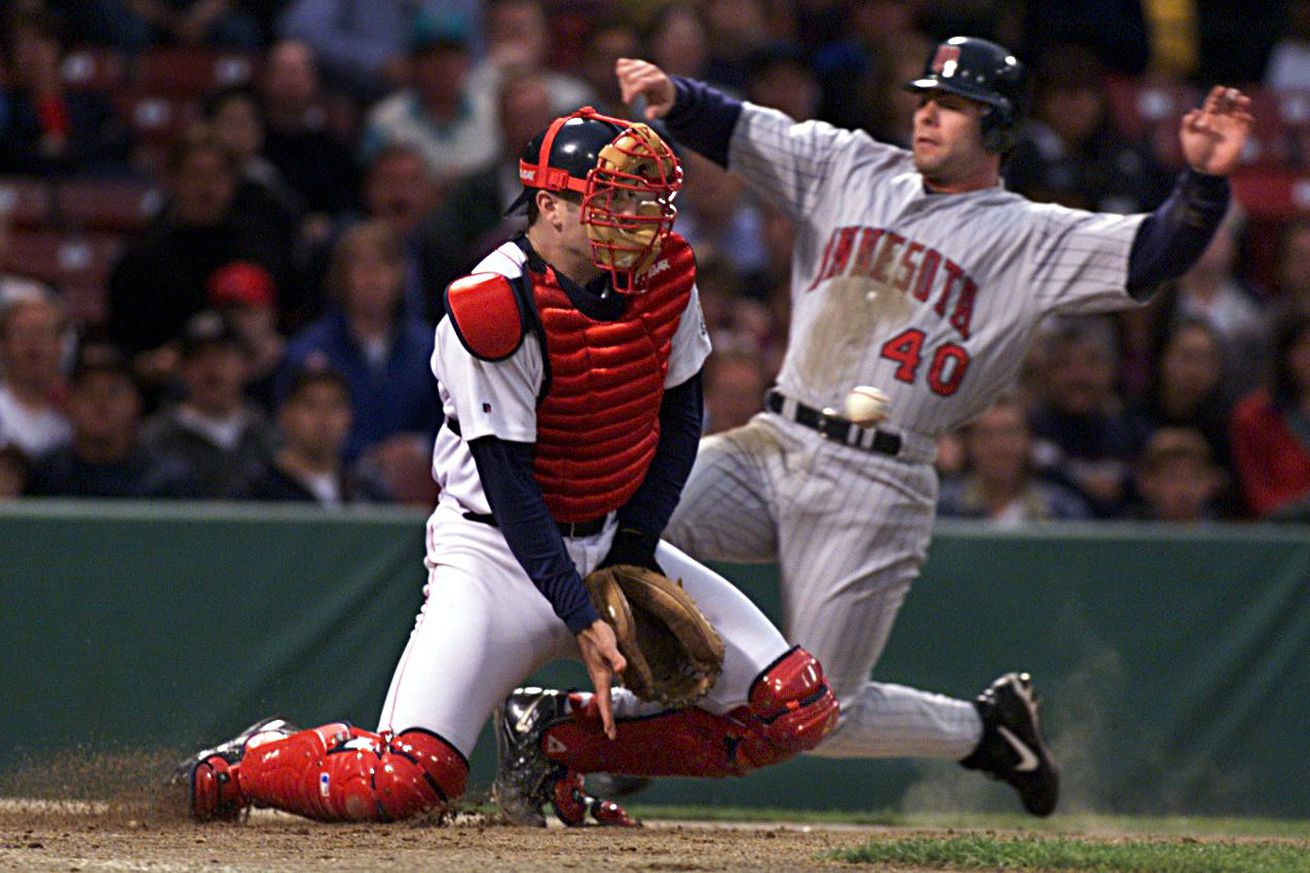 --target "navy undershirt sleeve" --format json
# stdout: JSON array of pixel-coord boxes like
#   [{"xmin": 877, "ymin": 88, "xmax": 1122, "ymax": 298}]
[
  {"xmin": 1126, "ymin": 169, "xmax": 1230, "ymax": 299},
  {"xmin": 616, "ymin": 372, "xmax": 704, "ymax": 536},
  {"xmin": 467, "ymin": 436, "xmax": 600, "ymax": 635},
  {"xmin": 664, "ymin": 77, "xmax": 744, "ymax": 168}
]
